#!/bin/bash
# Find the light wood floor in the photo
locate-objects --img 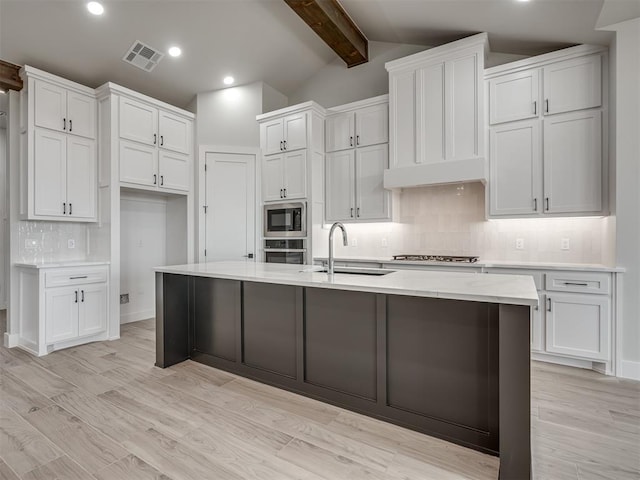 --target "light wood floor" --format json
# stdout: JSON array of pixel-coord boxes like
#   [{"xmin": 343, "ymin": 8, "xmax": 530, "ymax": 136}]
[{"xmin": 1, "ymin": 310, "xmax": 639, "ymax": 480}]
